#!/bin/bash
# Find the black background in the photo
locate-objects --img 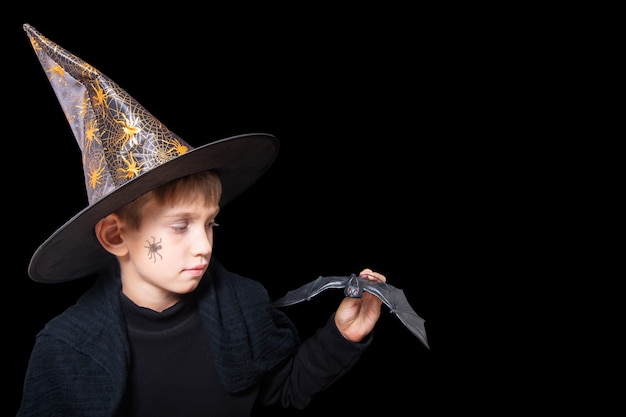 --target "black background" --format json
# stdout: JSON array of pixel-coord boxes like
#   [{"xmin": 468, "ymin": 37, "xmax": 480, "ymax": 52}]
[{"xmin": 5, "ymin": 7, "xmax": 516, "ymax": 416}]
